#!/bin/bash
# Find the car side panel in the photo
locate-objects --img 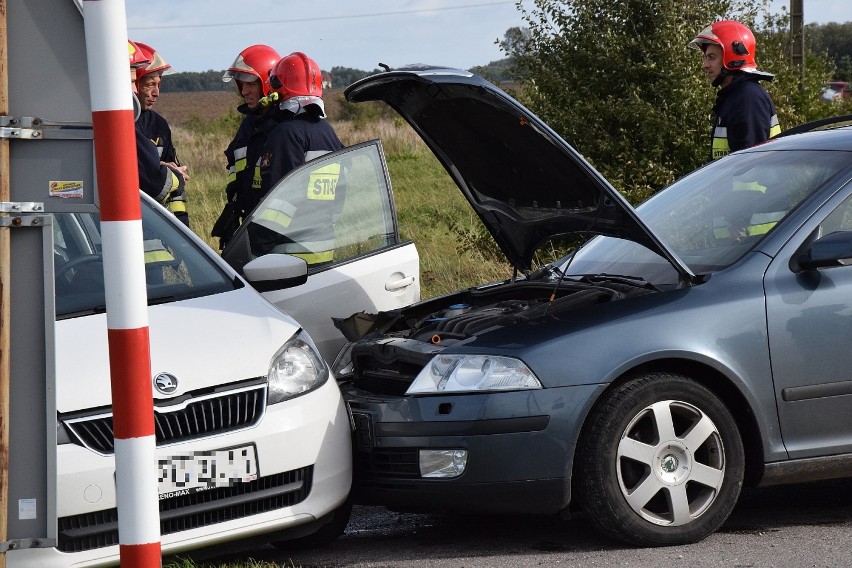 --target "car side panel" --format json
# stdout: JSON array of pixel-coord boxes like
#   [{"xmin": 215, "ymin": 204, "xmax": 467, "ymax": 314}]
[{"xmin": 765, "ymin": 183, "xmax": 852, "ymax": 458}]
